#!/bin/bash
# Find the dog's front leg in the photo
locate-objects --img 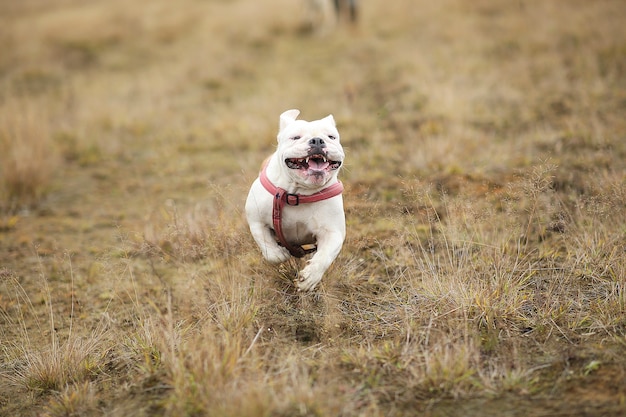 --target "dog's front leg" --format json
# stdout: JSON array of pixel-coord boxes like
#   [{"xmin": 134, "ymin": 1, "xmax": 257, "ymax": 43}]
[
  {"xmin": 248, "ymin": 221, "xmax": 291, "ymax": 264},
  {"xmin": 297, "ymin": 230, "xmax": 344, "ymax": 291}
]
